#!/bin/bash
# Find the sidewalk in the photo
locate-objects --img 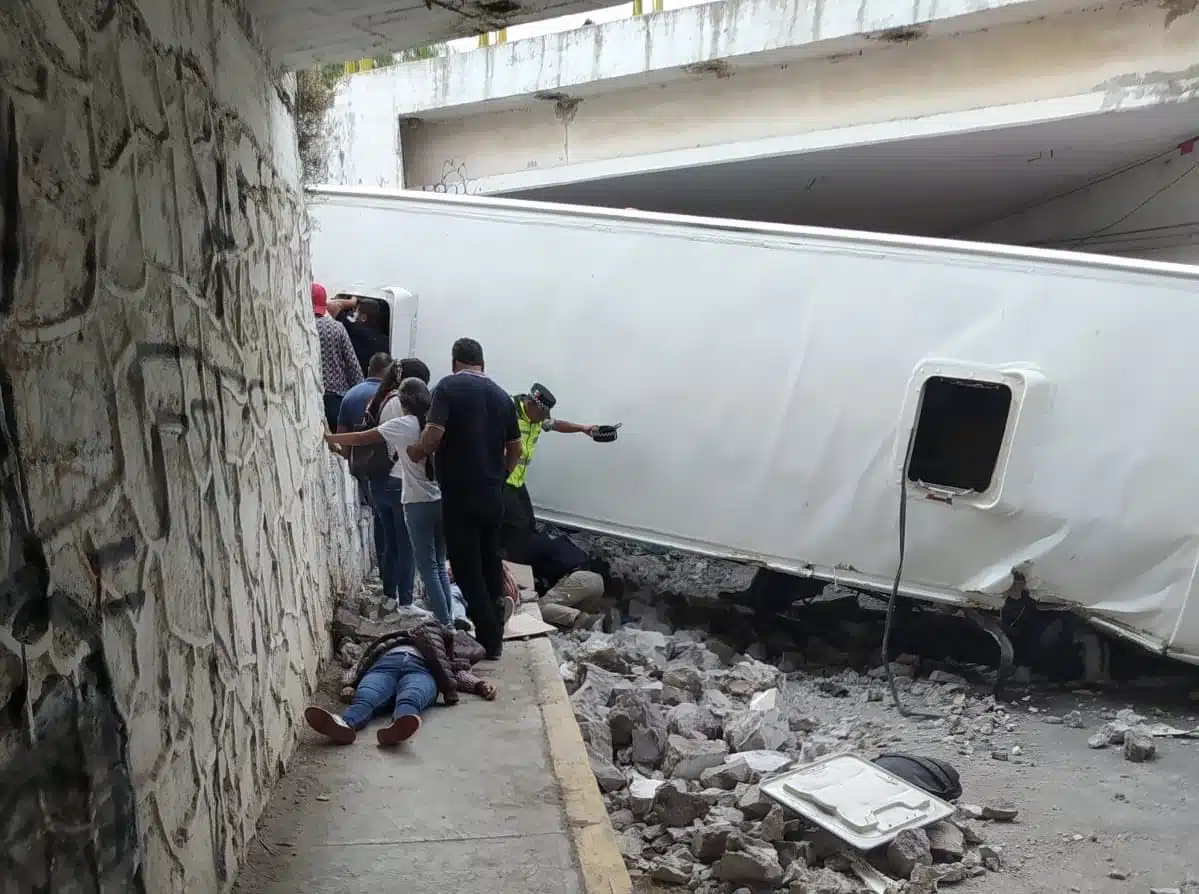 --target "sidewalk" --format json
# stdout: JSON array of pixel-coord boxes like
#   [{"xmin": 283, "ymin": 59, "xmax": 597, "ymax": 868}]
[{"xmin": 234, "ymin": 637, "xmax": 628, "ymax": 894}]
